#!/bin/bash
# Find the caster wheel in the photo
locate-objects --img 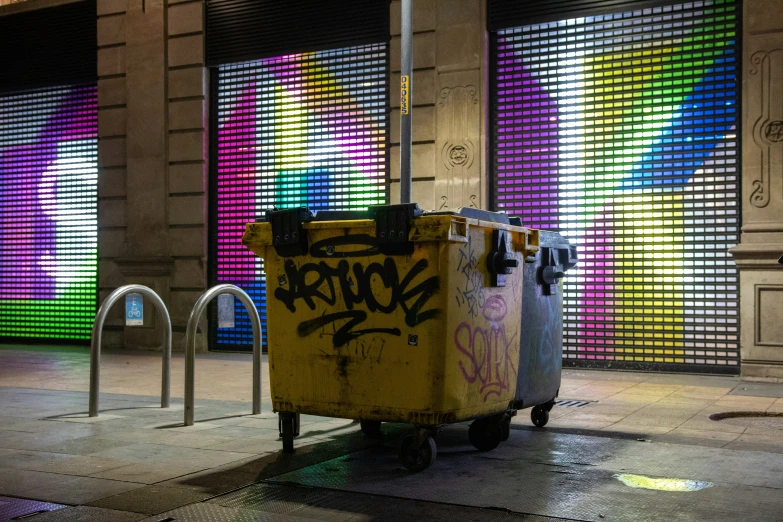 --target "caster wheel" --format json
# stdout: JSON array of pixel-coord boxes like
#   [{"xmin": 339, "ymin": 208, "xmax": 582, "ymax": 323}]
[
  {"xmin": 398, "ymin": 434, "xmax": 437, "ymax": 472},
  {"xmin": 531, "ymin": 405, "xmax": 550, "ymax": 427},
  {"xmin": 501, "ymin": 415, "xmax": 511, "ymax": 442},
  {"xmin": 469, "ymin": 418, "xmax": 502, "ymax": 452},
  {"xmin": 360, "ymin": 419, "xmax": 382, "ymax": 435},
  {"xmin": 278, "ymin": 413, "xmax": 301, "ymax": 437},
  {"xmin": 281, "ymin": 415, "xmax": 295, "ymax": 453}
]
